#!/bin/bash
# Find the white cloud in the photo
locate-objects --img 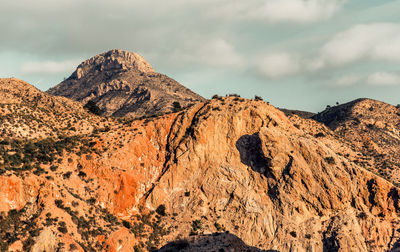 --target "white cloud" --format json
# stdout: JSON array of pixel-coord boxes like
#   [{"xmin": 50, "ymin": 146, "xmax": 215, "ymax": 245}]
[
  {"xmin": 336, "ymin": 74, "xmax": 360, "ymax": 86},
  {"xmin": 260, "ymin": 0, "xmax": 344, "ymax": 23},
  {"xmin": 205, "ymin": 0, "xmax": 345, "ymax": 24},
  {"xmin": 257, "ymin": 53, "xmax": 301, "ymax": 79},
  {"xmin": 169, "ymin": 38, "xmax": 243, "ymax": 68},
  {"xmin": 305, "ymin": 58, "xmax": 325, "ymax": 72},
  {"xmin": 21, "ymin": 60, "xmax": 79, "ymax": 74},
  {"xmin": 367, "ymin": 72, "xmax": 400, "ymax": 86},
  {"xmin": 252, "ymin": 23, "xmax": 400, "ymax": 81},
  {"xmin": 335, "ymin": 72, "xmax": 400, "ymax": 87},
  {"xmin": 256, "ymin": 52, "xmax": 327, "ymax": 79},
  {"xmin": 321, "ymin": 23, "xmax": 400, "ymax": 66},
  {"xmin": 196, "ymin": 38, "xmax": 243, "ymax": 67}
]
